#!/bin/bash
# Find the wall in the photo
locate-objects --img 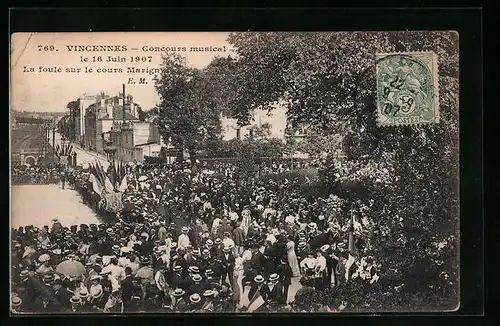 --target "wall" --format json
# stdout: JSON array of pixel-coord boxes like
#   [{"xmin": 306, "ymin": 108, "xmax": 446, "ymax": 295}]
[
  {"xmin": 84, "ymin": 113, "xmax": 96, "ymax": 149},
  {"xmin": 96, "ymin": 120, "xmax": 114, "ymax": 152},
  {"xmin": 78, "ymin": 95, "xmax": 96, "ymax": 137},
  {"xmin": 220, "ymin": 103, "xmax": 287, "ymax": 141},
  {"xmin": 132, "ymin": 122, "xmax": 155, "ymax": 146}
]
